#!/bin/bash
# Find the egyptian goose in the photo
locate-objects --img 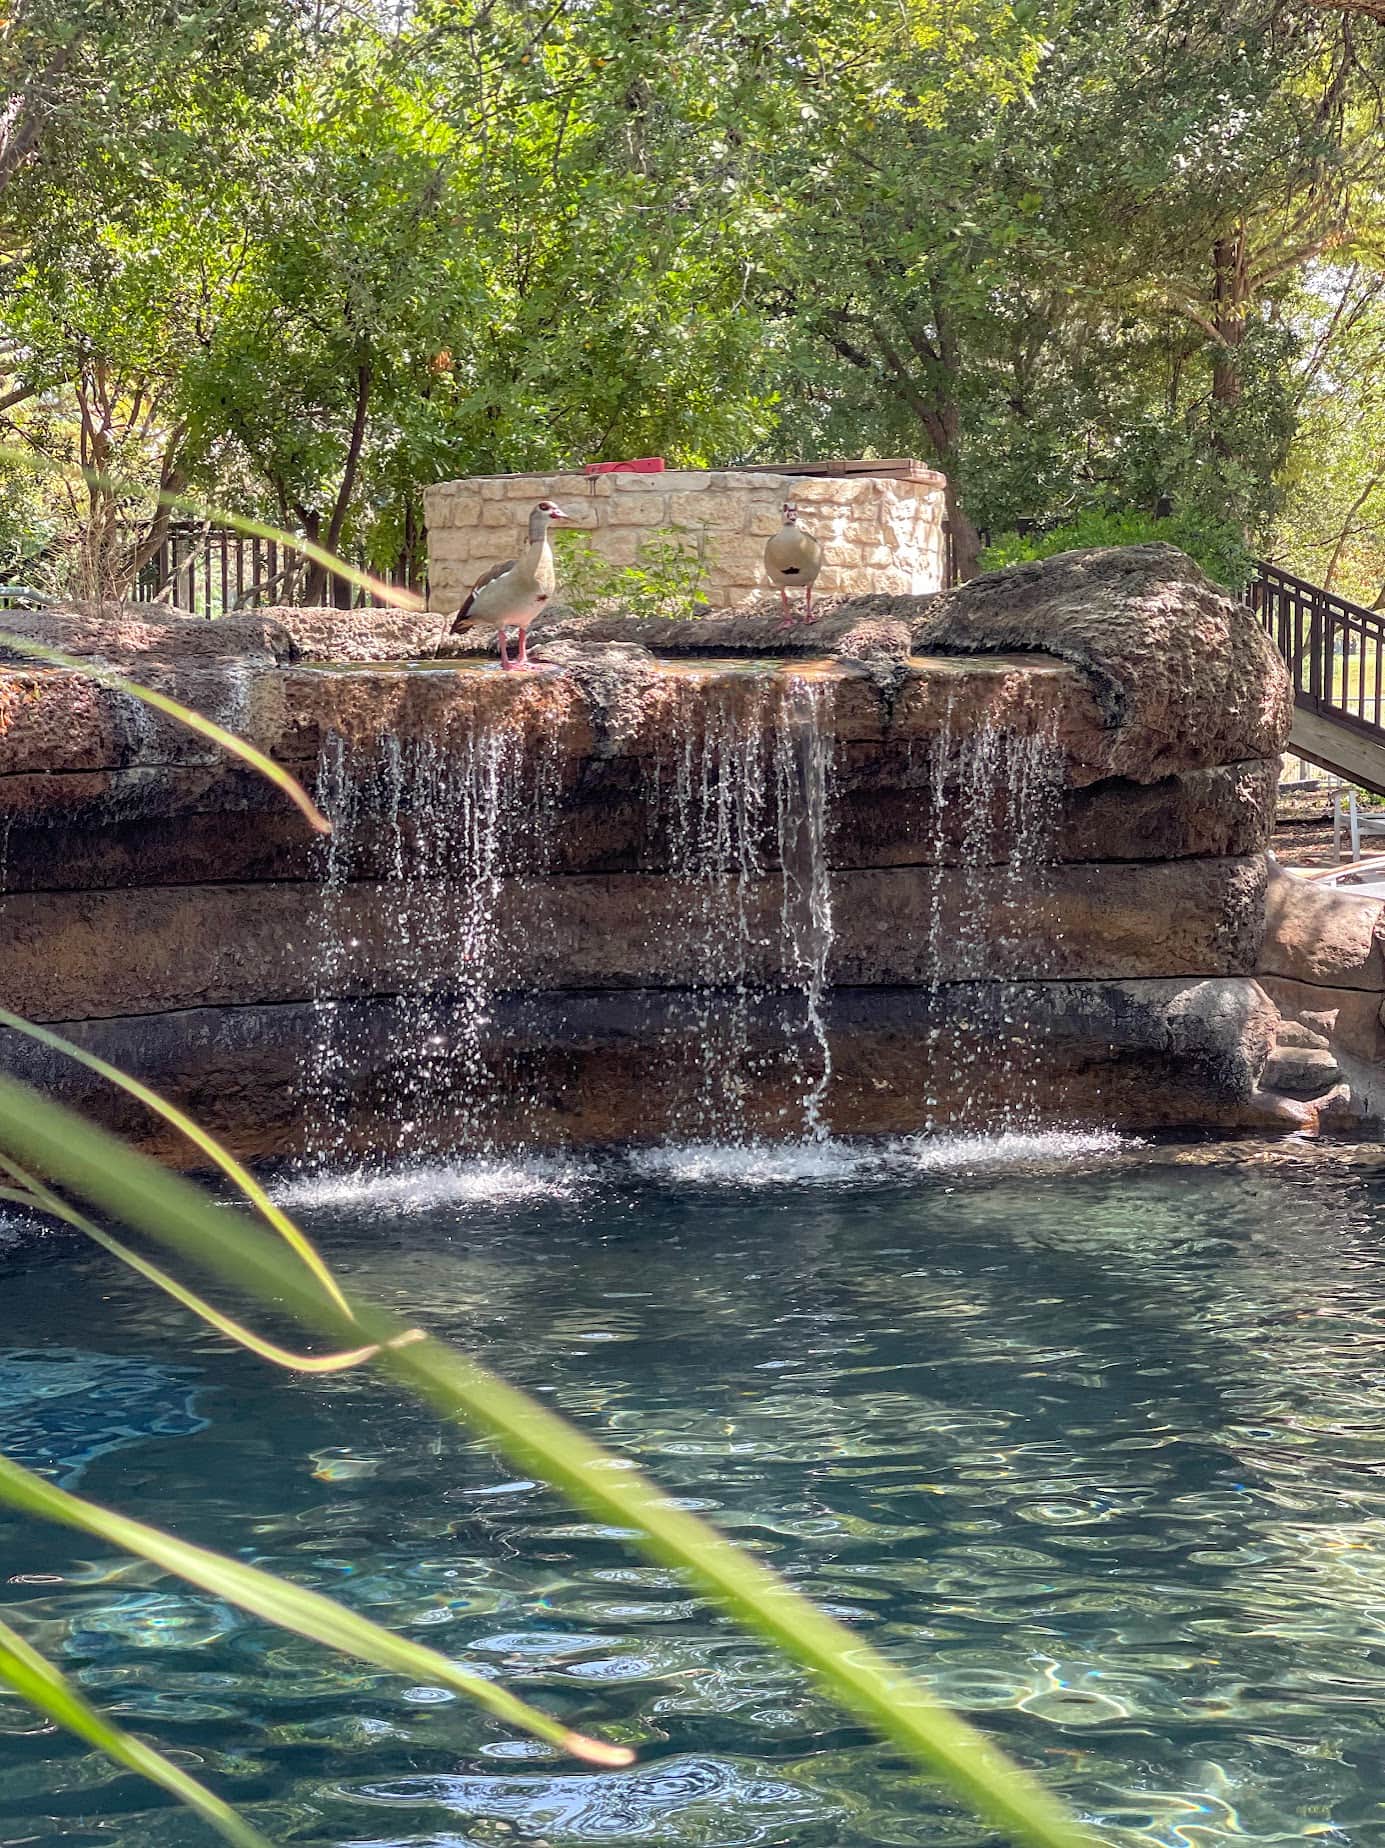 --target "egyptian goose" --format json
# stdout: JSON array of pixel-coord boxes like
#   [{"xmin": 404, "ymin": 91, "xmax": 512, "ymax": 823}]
[
  {"xmin": 764, "ymin": 501, "xmax": 822, "ymax": 626},
  {"xmin": 451, "ymin": 500, "xmax": 568, "ymax": 670}
]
